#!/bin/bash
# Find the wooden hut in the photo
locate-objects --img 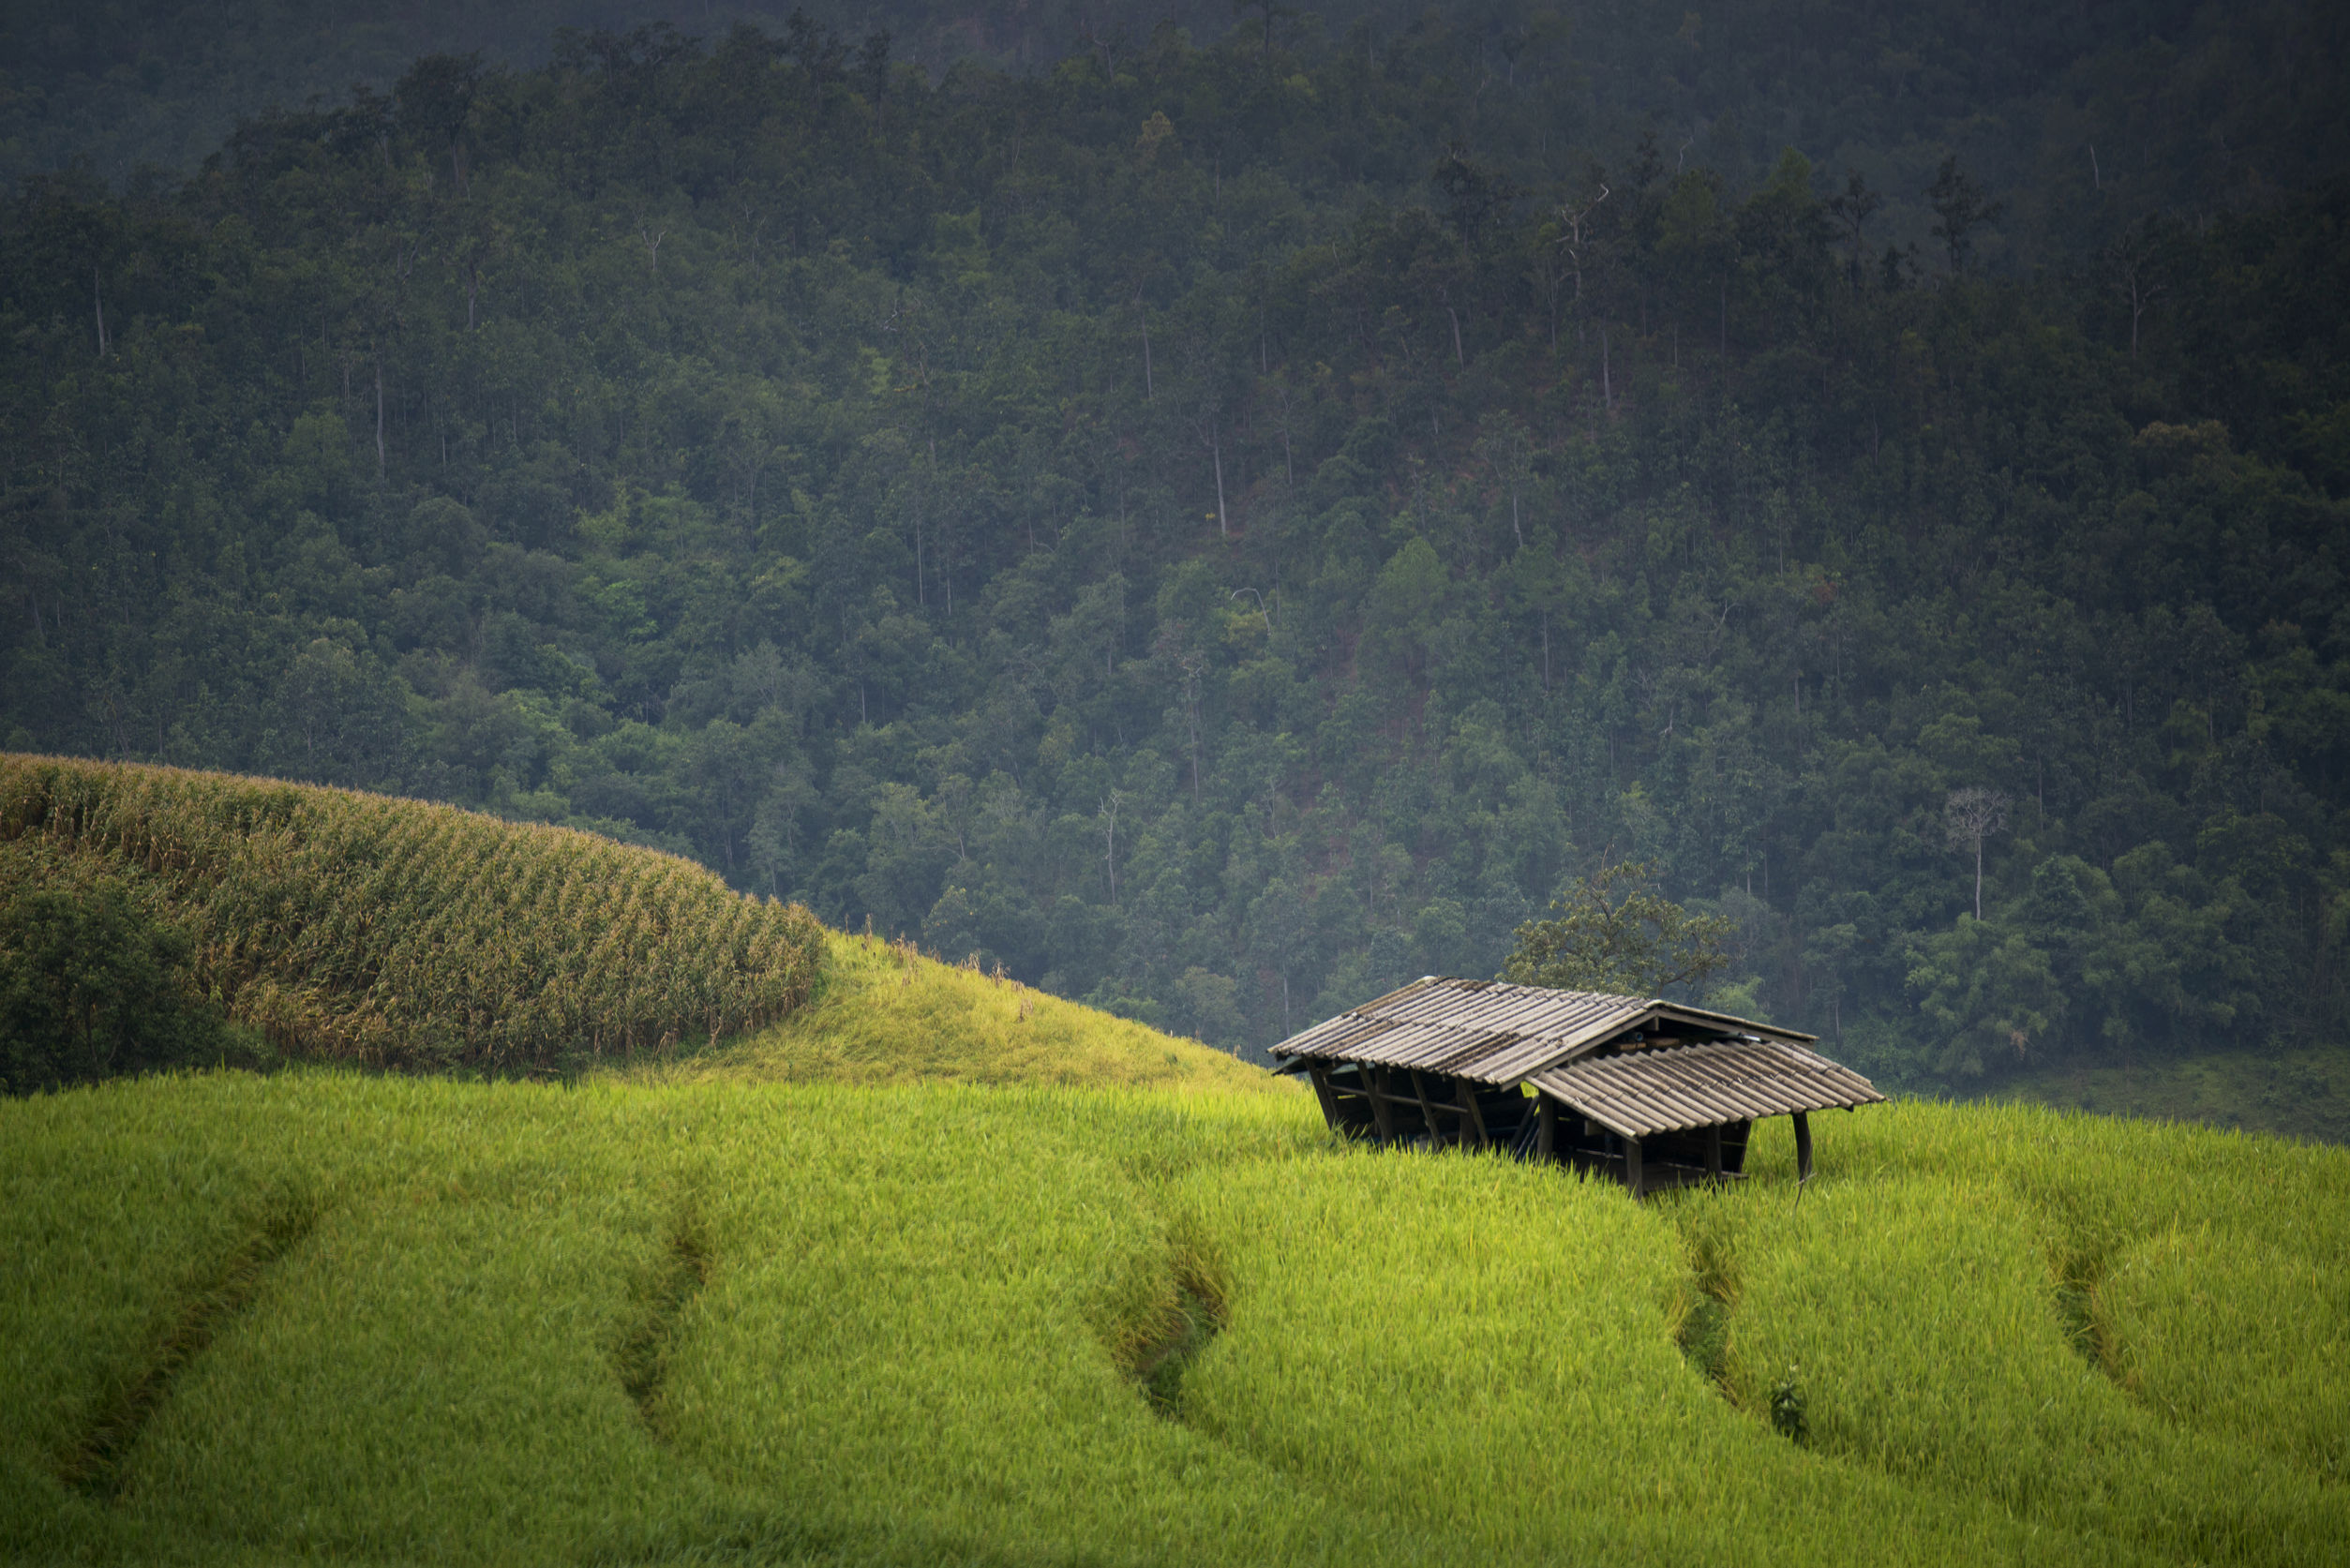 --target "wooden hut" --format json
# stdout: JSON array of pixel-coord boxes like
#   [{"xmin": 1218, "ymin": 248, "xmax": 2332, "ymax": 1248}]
[{"xmin": 1269, "ymin": 977, "xmax": 1885, "ymax": 1196}]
